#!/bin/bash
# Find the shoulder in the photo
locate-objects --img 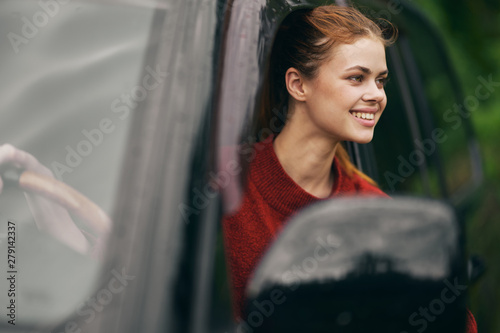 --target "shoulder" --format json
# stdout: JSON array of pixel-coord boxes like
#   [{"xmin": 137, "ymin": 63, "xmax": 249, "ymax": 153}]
[
  {"xmin": 351, "ymin": 173, "xmax": 390, "ymax": 198},
  {"xmin": 332, "ymin": 157, "xmax": 390, "ymax": 198}
]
